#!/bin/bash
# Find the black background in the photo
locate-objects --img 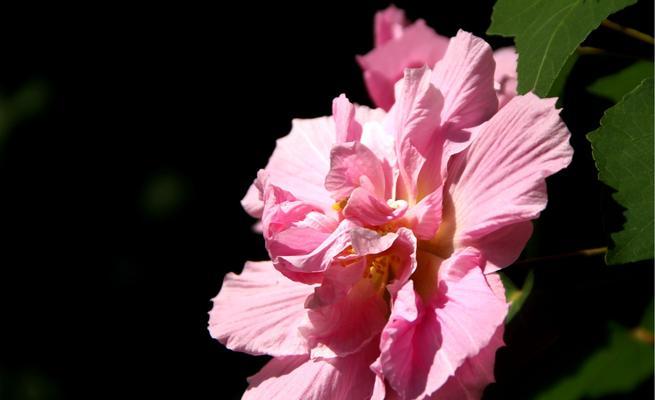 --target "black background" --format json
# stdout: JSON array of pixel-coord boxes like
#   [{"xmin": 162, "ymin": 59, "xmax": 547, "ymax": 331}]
[{"xmin": 0, "ymin": 1, "xmax": 652, "ymax": 399}]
